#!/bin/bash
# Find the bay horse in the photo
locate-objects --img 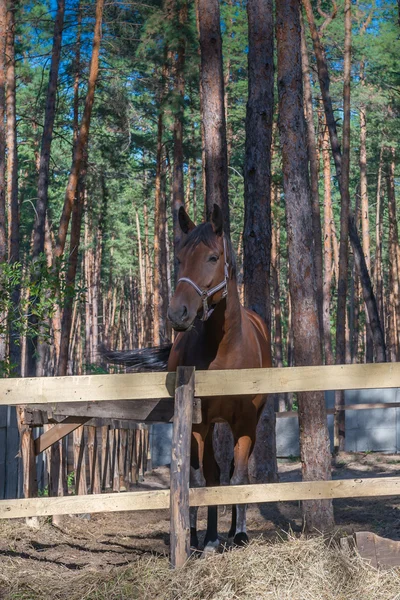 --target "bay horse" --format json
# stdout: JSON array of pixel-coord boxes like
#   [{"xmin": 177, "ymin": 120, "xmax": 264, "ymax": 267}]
[{"xmin": 106, "ymin": 204, "xmax": 272, "ymax": 551}]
